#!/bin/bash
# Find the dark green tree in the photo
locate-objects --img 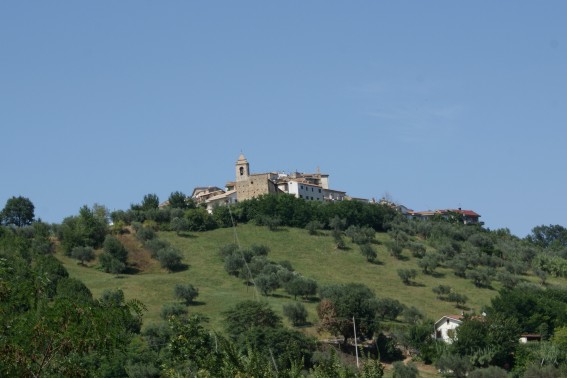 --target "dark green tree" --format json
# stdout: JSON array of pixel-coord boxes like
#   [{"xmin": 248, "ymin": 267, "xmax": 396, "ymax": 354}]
[
  {"xmin": 58, "ymin": 205, "xmax": 108, "ymax": 253},
  {"xmin": 526, "ymin": 224, "xmax": 567, "ymax": 250},
  {"xmin": 1, "ymin": 196, "xmax": 34, "ymax": 227},
  {"xmin": 167, "ymin": 191, "xmax": 191, "ymax": 209},
  {"xmin": 318, "ymin": 283, "xmax": 378, "ymax": 344},
  {"xmin": 102, "ymin": 234, "xmax": 127, "ymax": 257},
  {"xmin": 284, "ymin": 276, "xmax": 318, "ymax": 300},
  {"xmin": 222, "ymin": 300, "xmax": 281, "ymax": 338},
  {"xmin": 0, "ymin": 253, "xmax": 144, "ymax": 377},
  {"xmin": 141, "ymin": 193, "xmax": 160, "ymax": 211},
  {"xmin": 375, "ymin": 298, "xmax": 405, "ymax": 320}
]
